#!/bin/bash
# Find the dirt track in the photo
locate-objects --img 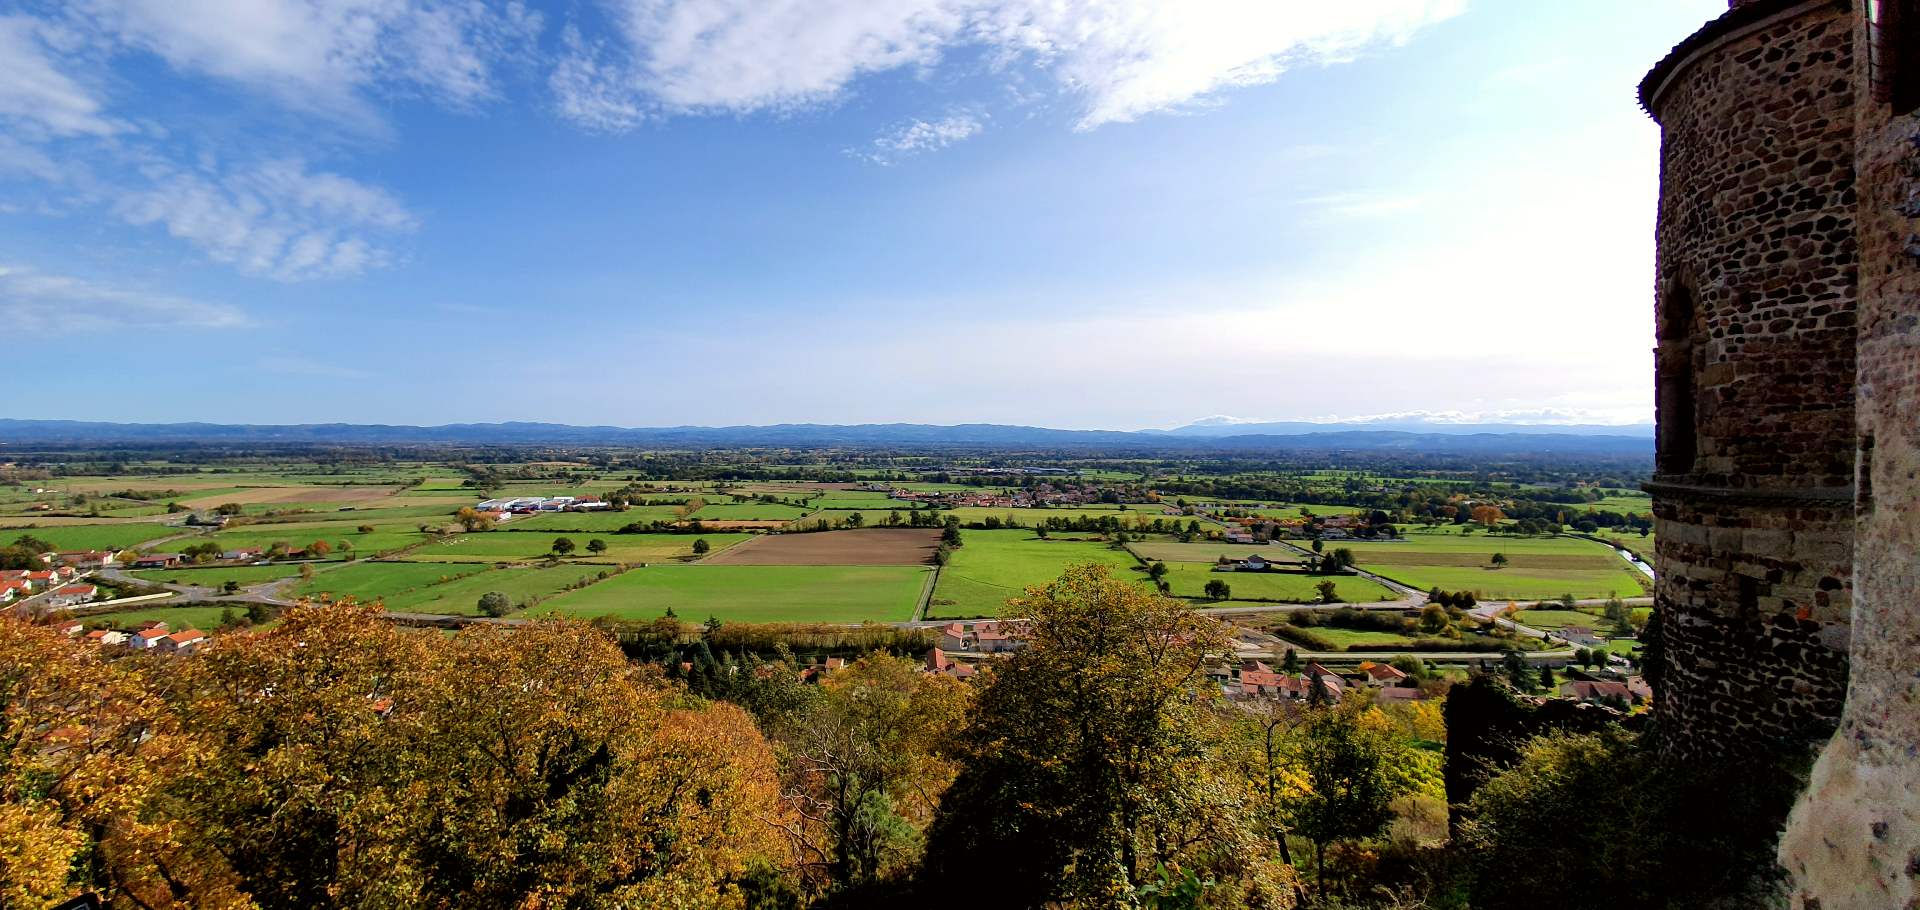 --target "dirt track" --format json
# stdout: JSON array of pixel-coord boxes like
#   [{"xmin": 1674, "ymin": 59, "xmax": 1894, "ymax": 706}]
[{"xmin": 702, "ymin": 528, "xmax": 941, "ymax": 565}]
